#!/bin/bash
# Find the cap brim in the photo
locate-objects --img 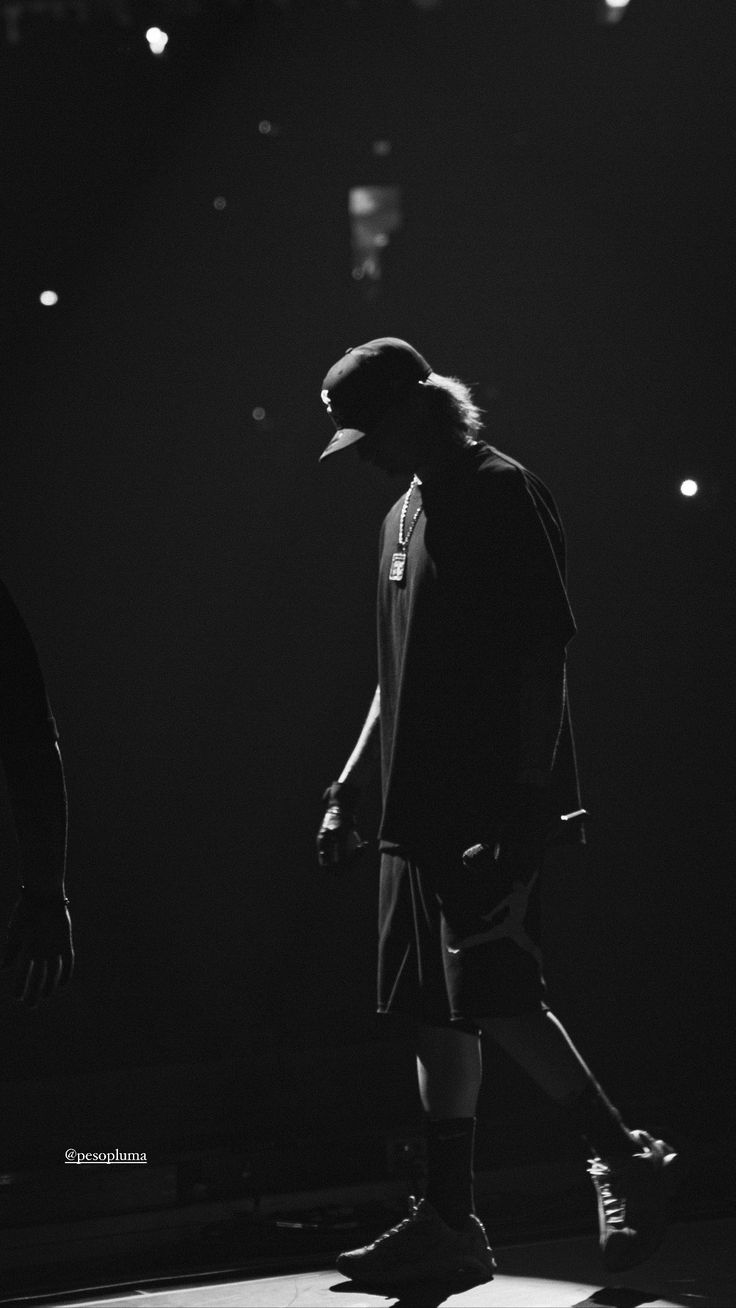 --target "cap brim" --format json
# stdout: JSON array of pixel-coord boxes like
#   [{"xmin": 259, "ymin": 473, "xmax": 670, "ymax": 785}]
[{"xmin": 318, "ymin": 426, "xmax": 366, "ymax": 461}]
